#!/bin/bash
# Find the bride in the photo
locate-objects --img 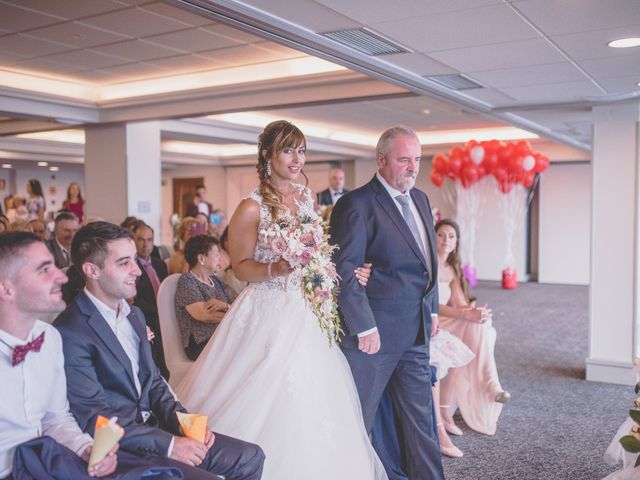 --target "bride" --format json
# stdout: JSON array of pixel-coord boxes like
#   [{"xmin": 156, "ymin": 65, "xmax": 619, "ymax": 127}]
[{"xmin": 176, "ymin": 120, "xmax": 387, "ymax": 480}]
